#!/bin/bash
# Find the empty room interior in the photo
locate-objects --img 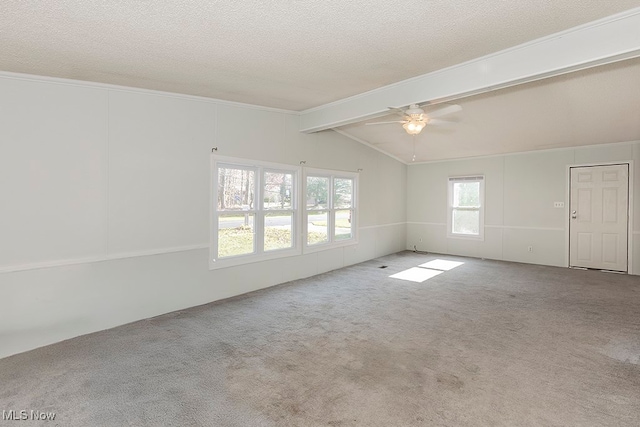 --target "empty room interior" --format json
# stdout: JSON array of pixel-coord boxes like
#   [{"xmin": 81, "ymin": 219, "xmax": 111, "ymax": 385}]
[{"xmin": 2, "ymin": 1, "xmax": 640, "ymax": 426}]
